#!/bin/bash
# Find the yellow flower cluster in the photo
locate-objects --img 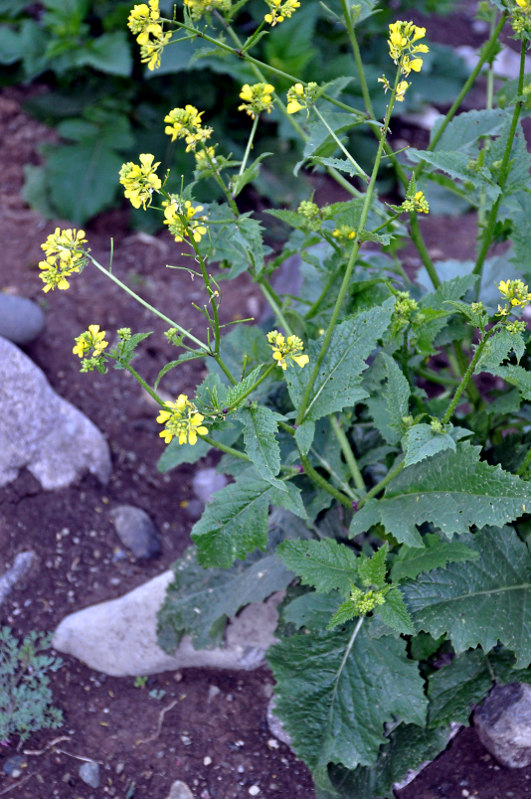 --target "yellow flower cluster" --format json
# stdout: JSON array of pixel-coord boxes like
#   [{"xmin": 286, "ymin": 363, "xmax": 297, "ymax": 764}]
[
  {"xmin": 119, "ymin": 153, "xmax": 162, "ymax": 209},
  {"xmin": 512, "ymin": 0, "xmax": 531, "ymax": 36},
  {"xmin": 264, "ymin": 0, "xmax": 300, "ymax": 26},
  {"xmin": 157, "ymin": 394, "xmax": 208, "ymax": 445},
  {"xmin": 332, "ymin": 225, "xmax": 356, "ymax": 241},
  {"xmin": 238, "ymin": 83, "xmax": 275, "ymax": 119},
  {"xmin": 380, "ymin": 21, "xmax": 428, "ymax": 103},
  {"xmin": 286, "ymin": 82, "xmax": 319, "ymax": 114},
  {"xmin": 402, "ymin": 189, "xmax": 430, "ymax": 214},
  {"xmin": 127, "ymin": 1, "xmax": 170, "ymax": 71},
  {"xmin": 194, "ymin": 145, "xmax": 218, "ymax": 173},
  {"xmin": 39, "ymin": 228, "xmax": 87, "ymax": 293},
  {"xmin": 497, "ymin": 279, "xmax": 531, "ymax": 316},
  {"xmin": 267, "ymin": 330, "xmax": 309, "ymax": 370},
  {"xmin": 163, "ymin": 197, "xmax": 208, "ymax": 243},
  {"xmin": 72, "ymin": 325, "xmax": 109, "ymax": 359},
  {"xmin": 184, "ymin": 0, "xmax": 232, "ymax": 20},
  {"xmin": 164, "ymin": 105, "xmax": 213, "ymax": 151}
]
